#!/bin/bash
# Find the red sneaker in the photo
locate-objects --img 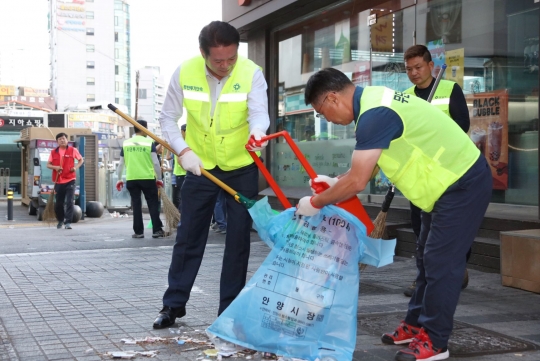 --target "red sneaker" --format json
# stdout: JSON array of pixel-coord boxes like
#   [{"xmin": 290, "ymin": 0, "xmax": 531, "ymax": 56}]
[
  {"xmin": 394, "ymin": 328, "xmax": 449, "ymax": 361},
  {"xmin": 381, "ymin": 321, "xmax": 421, "ymax": 345}
]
